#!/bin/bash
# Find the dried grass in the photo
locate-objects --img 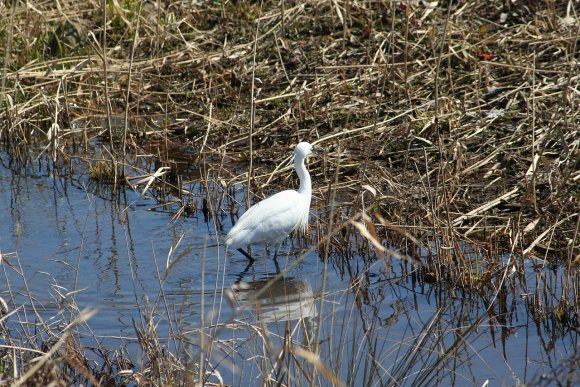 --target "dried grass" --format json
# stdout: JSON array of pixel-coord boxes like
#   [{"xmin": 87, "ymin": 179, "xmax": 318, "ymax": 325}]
[{"xmin": 0, "ymin": 0, "xmax": 578, "ymax": 385}]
